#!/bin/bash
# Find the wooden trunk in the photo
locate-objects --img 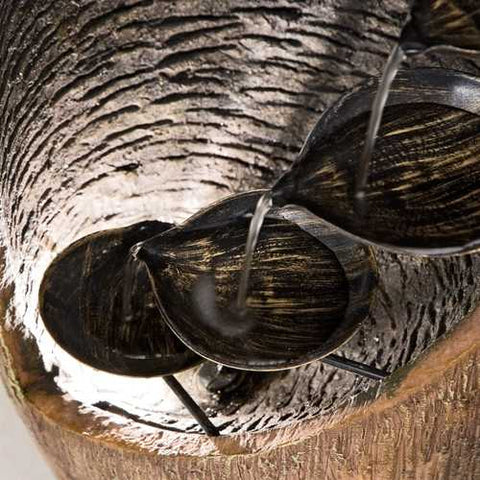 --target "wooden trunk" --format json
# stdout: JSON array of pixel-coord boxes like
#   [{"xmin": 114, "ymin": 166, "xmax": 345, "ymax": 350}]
[{"xmin": 1, "ymin": 1, "xmax": 480, "ymax": 479}]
